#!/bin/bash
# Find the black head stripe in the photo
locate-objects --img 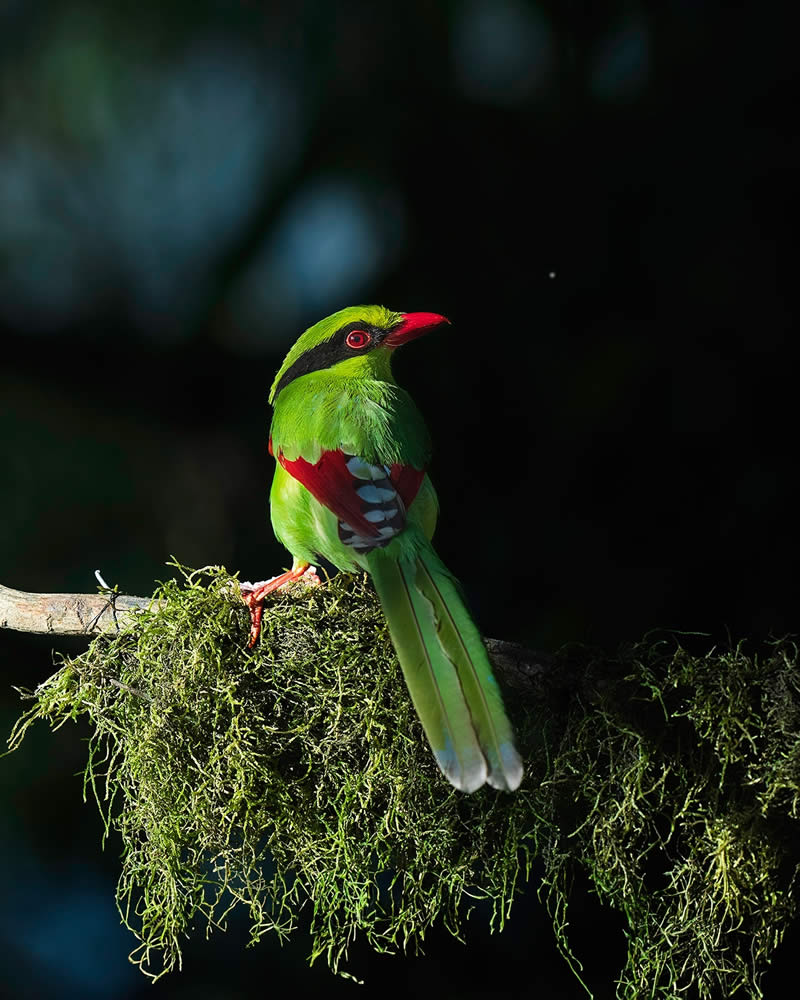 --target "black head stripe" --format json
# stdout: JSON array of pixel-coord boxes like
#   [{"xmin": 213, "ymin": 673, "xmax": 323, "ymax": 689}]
[{"xmin": 272, "ymin": 321, "xmax": 391, "ymax": 400}]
